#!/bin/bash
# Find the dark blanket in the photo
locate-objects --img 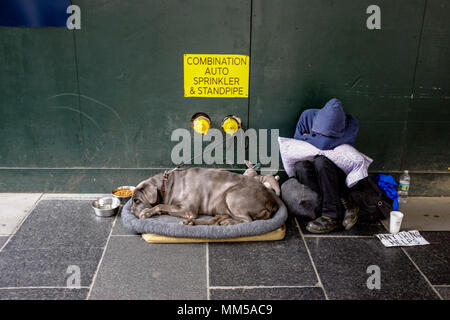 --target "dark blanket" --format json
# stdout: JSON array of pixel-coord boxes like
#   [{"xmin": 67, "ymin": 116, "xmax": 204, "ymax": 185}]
[{"xmin": 281, "ymin": 178, "xmax": 320, "ymax": 220}]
